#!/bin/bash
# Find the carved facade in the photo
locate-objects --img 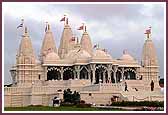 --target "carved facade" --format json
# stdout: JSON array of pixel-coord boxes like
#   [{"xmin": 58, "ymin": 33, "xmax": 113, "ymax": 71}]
[{"xmin": 5, "ymin": 19, "xmax": 163, "ymax": 107}]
